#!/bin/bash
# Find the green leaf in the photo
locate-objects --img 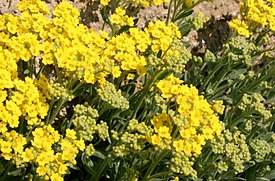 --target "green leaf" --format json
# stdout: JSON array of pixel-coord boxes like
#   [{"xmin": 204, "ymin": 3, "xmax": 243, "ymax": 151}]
[
  {"xmin": 262, "ymin": 170, "xmax": 275, "ymax": 180},
  {"xmin": 179, "ymin": 23, "xmax": 192, "ymax": 36},
  {"xmin": 94, "ymin": 150, "xmax": 106, "ymax": 159},
  {"xmin": 157, "ymin": 50, "xmax": 162, "ymax": 58},
  {"xmin": 116, "ymin": 25, "xmax": 131, "ymax": 35},
  {"xmin": 256, "ymin": 177, "xmax": 271, "ymax": 181},
  {"xmin": 7, "ymin": 168, "xmax": 23, "ymax": 176},
  {"xmin": 155, "ymin": 71, "xmax": 172, "ymax": 82},
  {"xmin": 81, "ymin": 153, "xmax": 96, "ymax": 175},
  {"xmin": 173, "ymin": 9, "xmax": 194, "ymax": 22},
  {"xmin": 226, "ymin": 69, "xmax": 247, "ymax": 80},
  {"xmin": 101, "ymin": 7, "xmax": 111, "ymax": 26}
]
